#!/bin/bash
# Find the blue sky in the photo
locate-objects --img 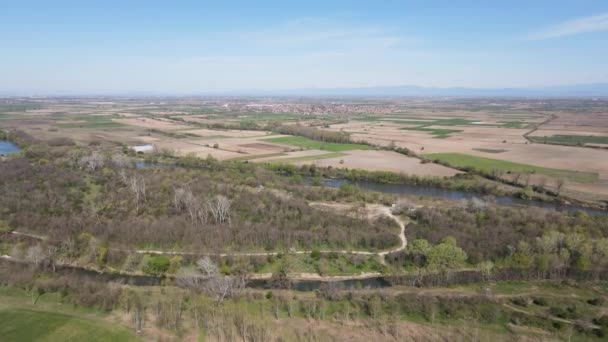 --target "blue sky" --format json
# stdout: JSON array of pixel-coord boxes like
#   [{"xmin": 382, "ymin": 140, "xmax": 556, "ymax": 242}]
[{"xmin": 1, "ymin": 1, "xmax": 608, "ymax": 94}]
